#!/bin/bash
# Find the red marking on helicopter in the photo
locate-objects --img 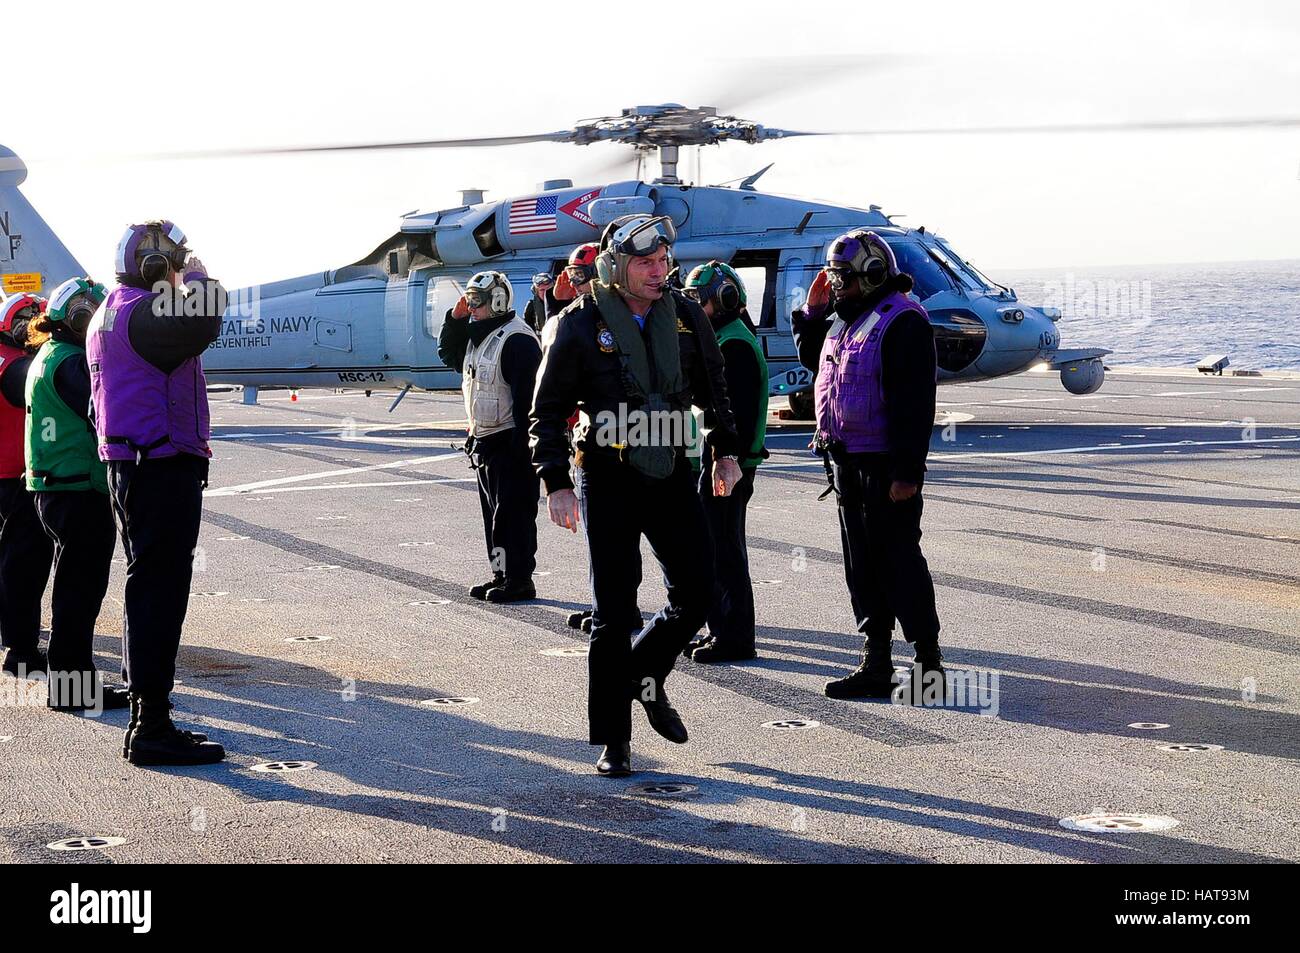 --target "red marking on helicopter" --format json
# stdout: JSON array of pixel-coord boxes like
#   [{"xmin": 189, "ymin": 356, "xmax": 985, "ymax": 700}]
[{"xmin": 560, "ymin": 188, "xmax": 602, "ymax": 228}]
